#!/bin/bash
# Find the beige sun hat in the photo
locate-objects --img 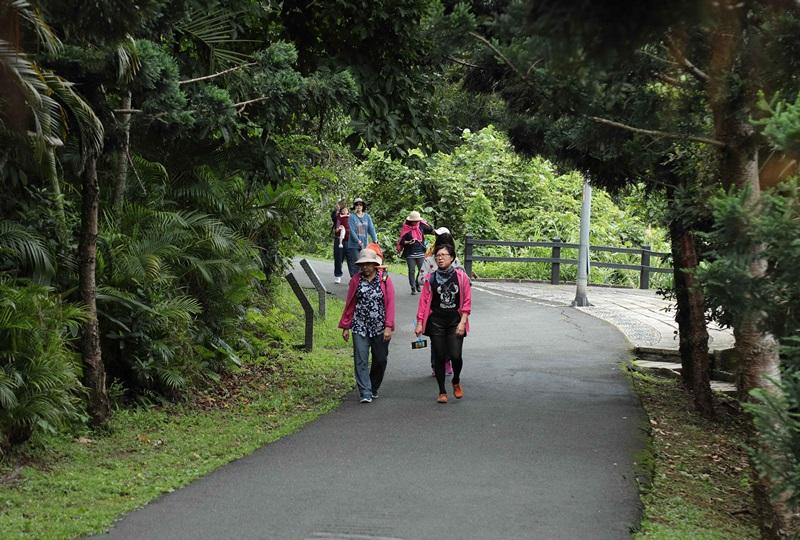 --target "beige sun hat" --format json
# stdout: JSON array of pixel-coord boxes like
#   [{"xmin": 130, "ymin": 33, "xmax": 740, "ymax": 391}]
[
  {"xmin": 405, "ymin": 210, "xmax": 423, "ymax": 222},
  {"xmin": 356, "ymin": 248, "xmax": 382, "ymax": 266}
]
